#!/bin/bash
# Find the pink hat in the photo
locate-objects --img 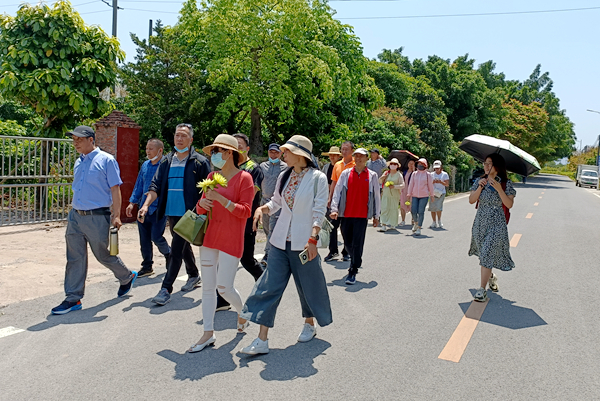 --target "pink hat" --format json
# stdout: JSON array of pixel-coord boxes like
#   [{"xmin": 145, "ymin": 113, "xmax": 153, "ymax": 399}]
[{"xmin": 417, "ymin": 158, "xmax": 428, "ymax": 168}]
